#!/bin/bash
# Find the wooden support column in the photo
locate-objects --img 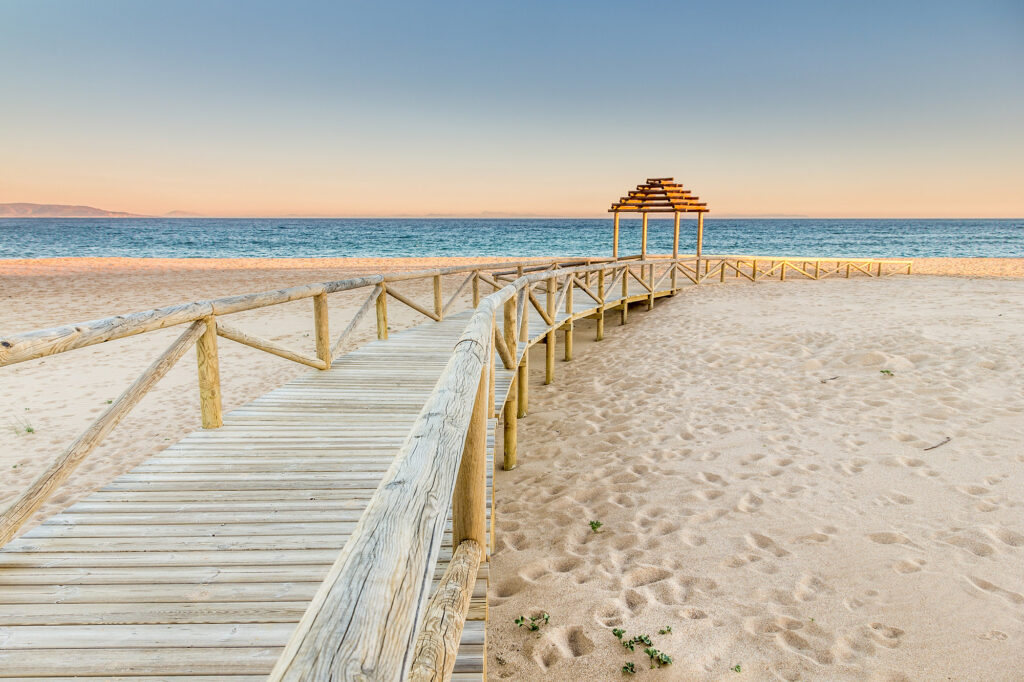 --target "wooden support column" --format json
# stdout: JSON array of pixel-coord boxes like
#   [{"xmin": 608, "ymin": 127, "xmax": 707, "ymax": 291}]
[
  {"xmin": 503, "ymin": 297, "xmax": 517, "ymax": 470},
  {"xmin": 433, "ymin": 274, "xmax": 443, "ymax": 320},
  {"xmin": 620, "ymin": 265, "xmax": 629, "ymax": 324},
  {"xmin": 780, "ymin": 262, "xmax": 787, "ymax": 281},
  {"xmin": 814, "ymin": 261, "xmax": 821, "ymax": 279},
  {"xmin": 453, "ymin": 363, "xmax": 488, "ymax": 549},
  {"xmin": 752, "ymin": 259, "xmax": 758, "ymax": 282},
  {"xmin": 312, "ymin": 293, "xmax": 331, "ymax": 368},
  {"xmin": 564, "ymin": 277, "xmax": 574, "ymax": 361},
  {"xmin": 641, "ymin": 212, "xmax": 649, "ymax": 259},
  {"xmin": 196, "ymin": 315, "xmax": 223, "ymax": 429},
  {"xmin": 545, "ymin": 276, "xmax": 555, "ymax": 384},
  {"xmin": 472, "ymin": 271, "xmax": 480, "ymax": 307},
  {"xmin": 671, "ymin": 212, "xmax": 680, "ymax": 292},
  {"xmin": 517, "ymin": 285, "xmax": 528, "ymax": 418},
  {"xmin": 647, "ymin": 263, "xmax": 655, "ymax": 310},
  {"xmin": 596, "ymin": 268, "xmax": 605, "ymax": 340},
  {"xmin": 695, "ymin": 211, "xmax": 705, "ymax": 284},
  {"xmin": 612, "ymin": 212, "xmax": 620, "ymax": 260},
  {"xmin": 375, "ymin": 284, "xmax": 388, "ymax": 340},
  {"xmin": 488, "ymin": 313, "xmax": 495, "ymax": 416}
]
